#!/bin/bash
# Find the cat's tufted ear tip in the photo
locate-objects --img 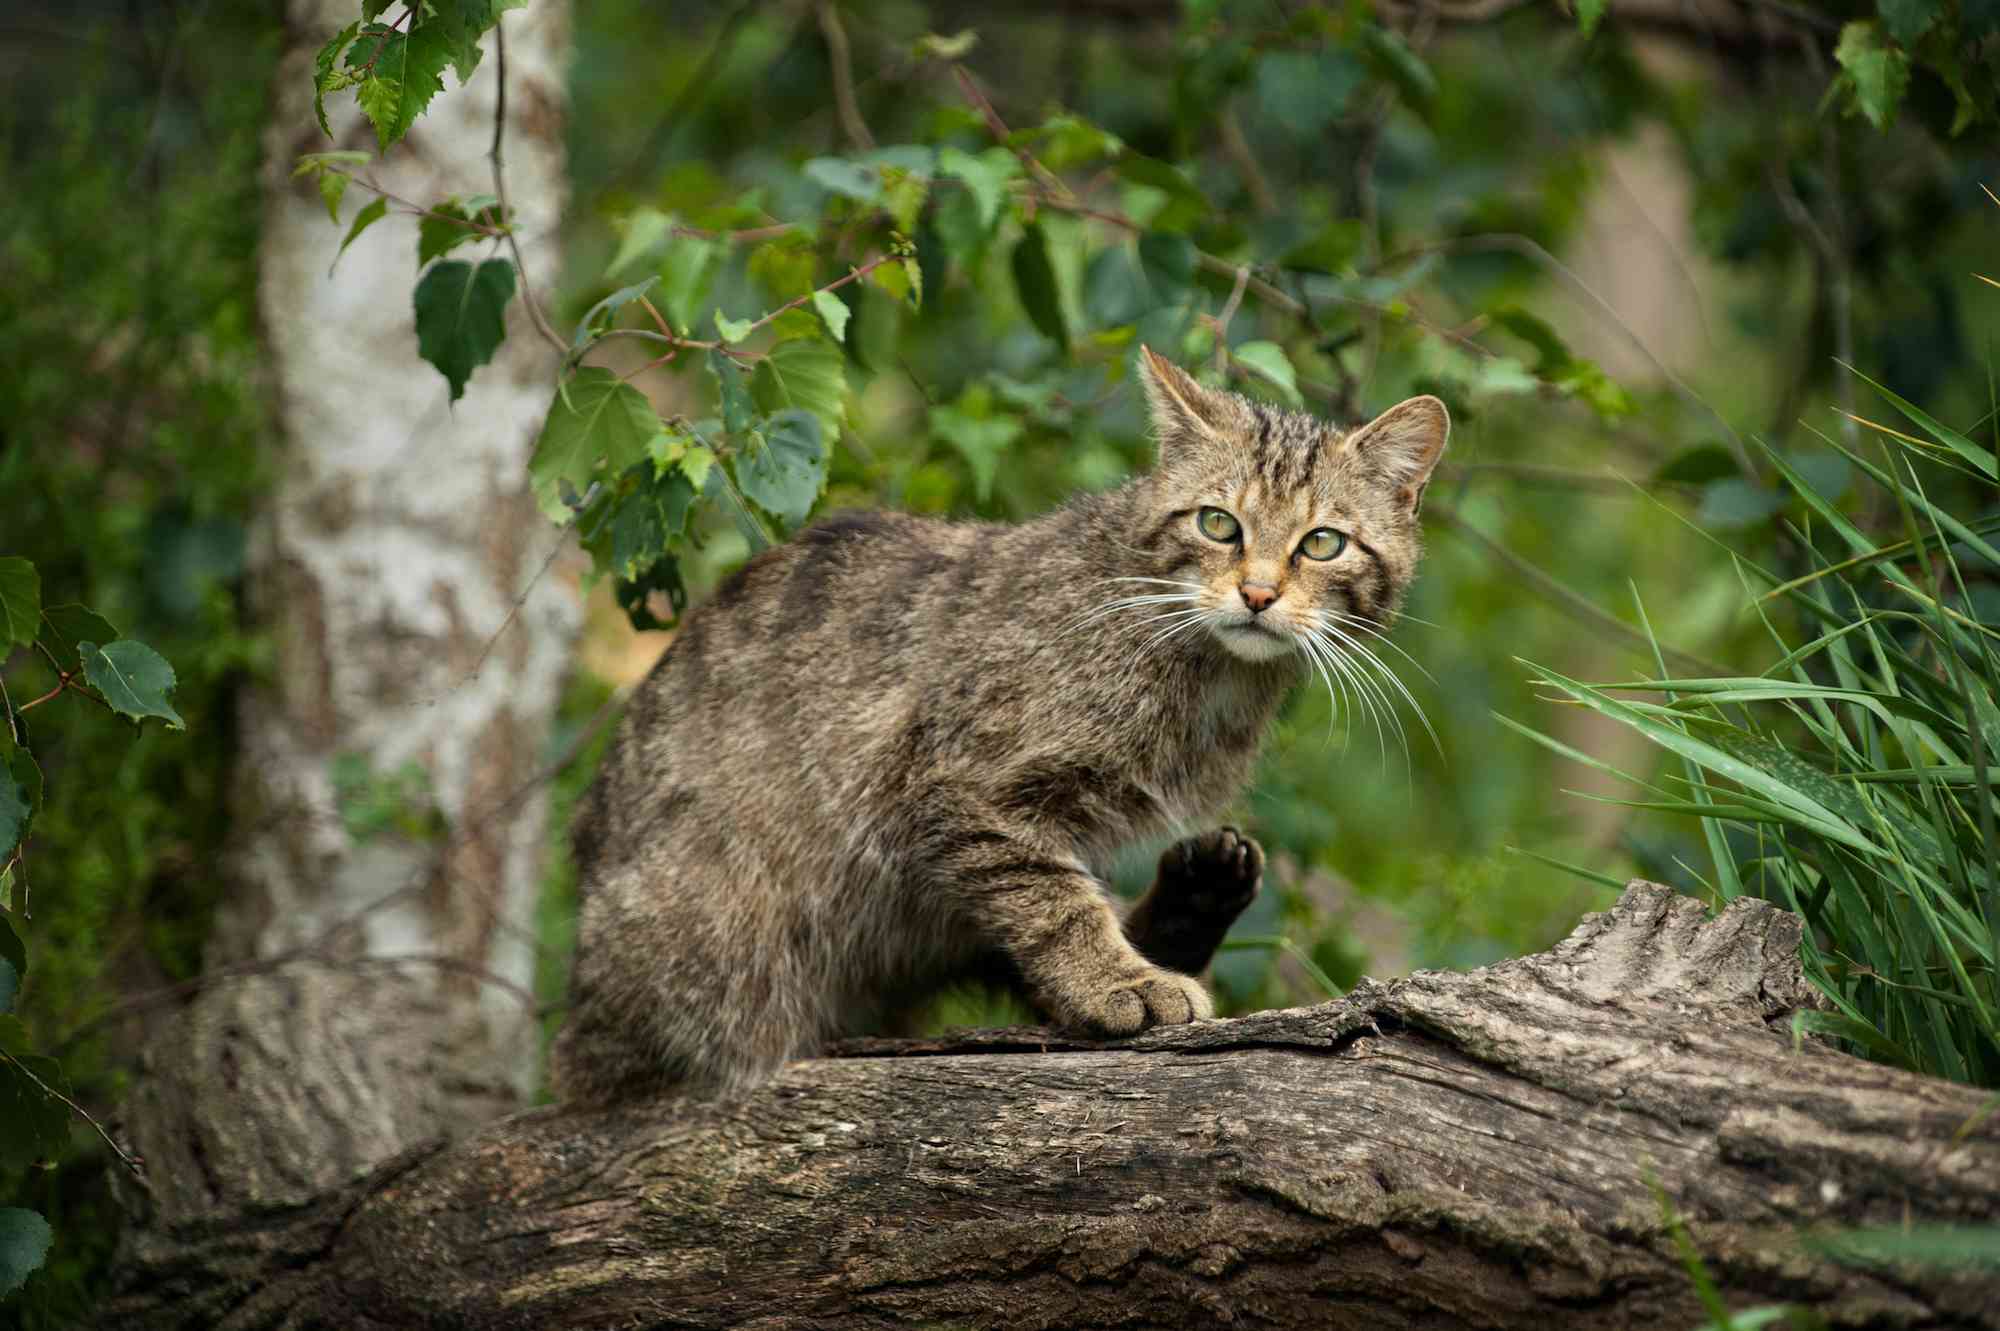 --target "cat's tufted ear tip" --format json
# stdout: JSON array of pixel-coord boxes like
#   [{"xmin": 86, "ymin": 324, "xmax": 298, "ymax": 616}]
[
  {"xmin": 1348, "ymin": 394, "xmax": 1450, "ymax": 513},
  {"xmin": 1136, "ymin": 345, "xmax": 1233, "ymax": 450}
]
